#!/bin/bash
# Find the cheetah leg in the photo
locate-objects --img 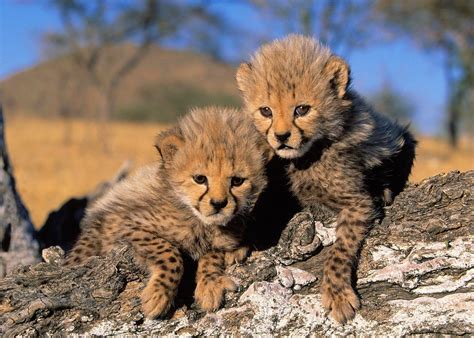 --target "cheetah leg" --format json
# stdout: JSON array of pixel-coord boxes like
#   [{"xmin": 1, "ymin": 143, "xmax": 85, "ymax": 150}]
[
  {"xmin": 64, "ymin": 226, "xmax": 102, "ymax": 266},
  {"xmin": 130, "ymin": 234, "xmax": 184, "ymax": 319},
  {"xmin": 194, "ymin": 252, "xmax": 237, "ymax": 311},
  {"xmin": 321, "ymin": 200, "xmax": 373, "ymax": 324}
]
